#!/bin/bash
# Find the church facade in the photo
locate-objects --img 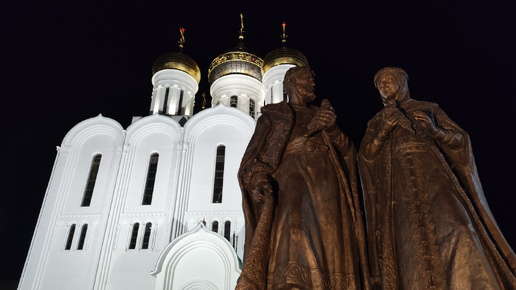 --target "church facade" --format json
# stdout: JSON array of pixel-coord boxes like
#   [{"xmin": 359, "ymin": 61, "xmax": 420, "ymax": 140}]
[{"xmin": 19, "ymin": 28, "xmax": 308, "ymax": 290}]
